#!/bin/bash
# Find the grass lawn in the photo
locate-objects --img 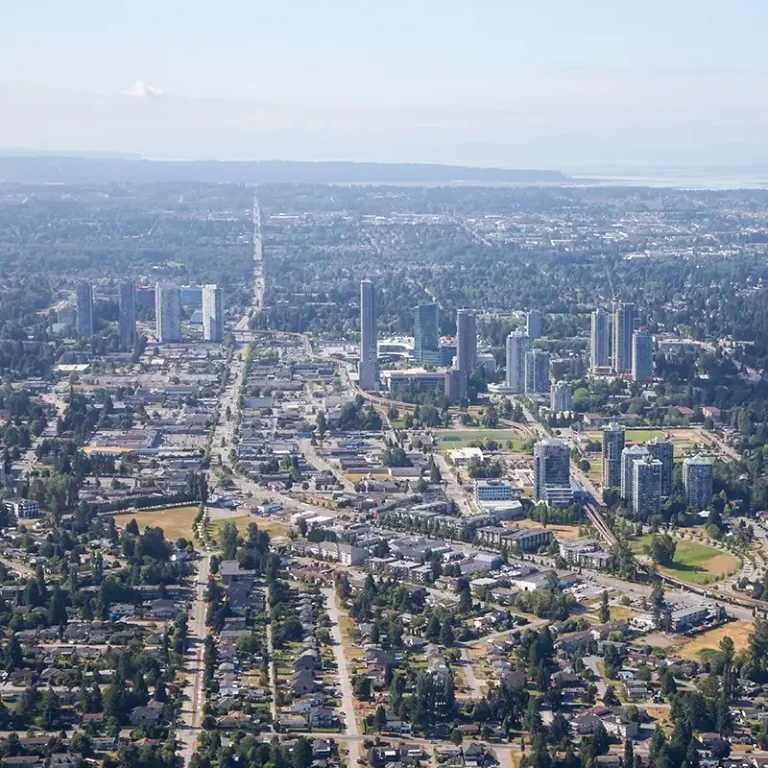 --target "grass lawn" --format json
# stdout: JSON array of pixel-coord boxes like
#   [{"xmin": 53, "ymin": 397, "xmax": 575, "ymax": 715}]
[
  {"xmin": 676, "ymin": 620, "xmax": 754, "ymax": 661},
  {"xmin": 113, "ymin": 505, "xmax": 199, "ymax": 540},
  {"xmin": 435, "ymin": 429, "xmax": 527, "ymax": 450},
  {"xmin": 631, "ymin": 535, "xmax": 739, "ymax": 585},
  {"xmin": 210, "ymin": 515, "xmax": 290, "ymax": 541}
]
